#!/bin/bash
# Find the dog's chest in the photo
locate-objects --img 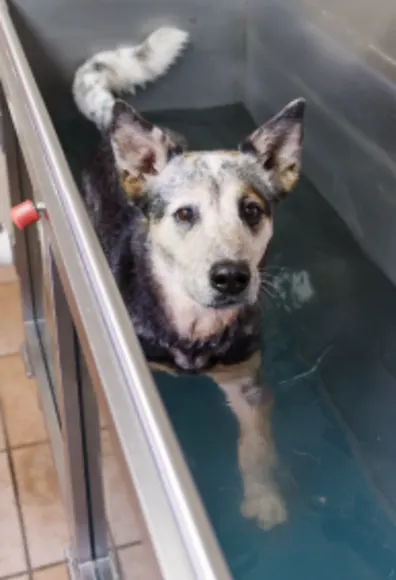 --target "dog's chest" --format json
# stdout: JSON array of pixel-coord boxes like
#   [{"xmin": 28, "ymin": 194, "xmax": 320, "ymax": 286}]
[{"xmin": 138, "ymin": 314, "xmax": 260, "ymax": 375}]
